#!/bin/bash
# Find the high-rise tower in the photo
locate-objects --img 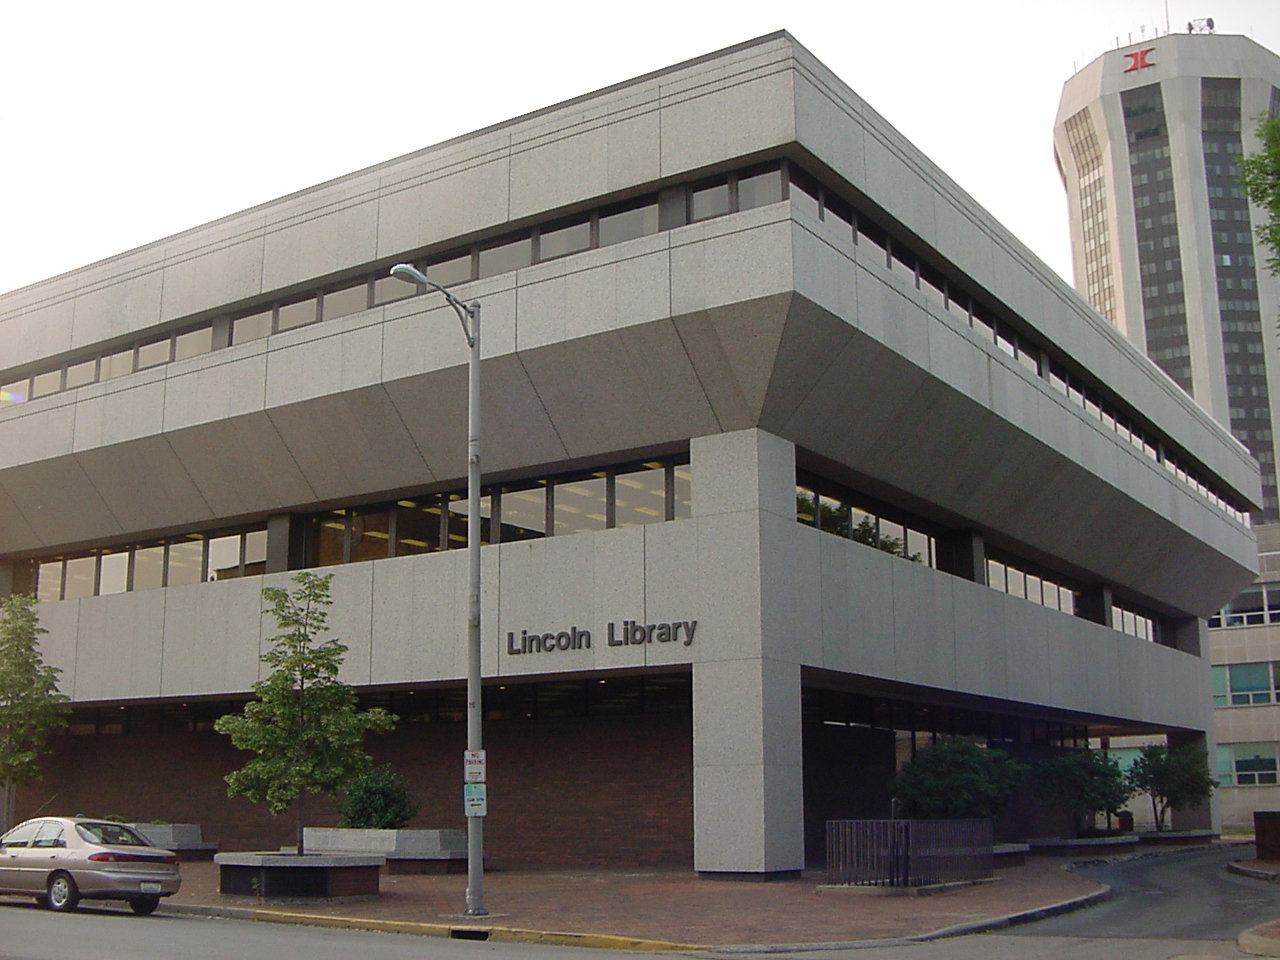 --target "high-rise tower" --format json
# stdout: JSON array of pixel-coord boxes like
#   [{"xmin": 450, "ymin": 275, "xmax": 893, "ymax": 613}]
[
  {"xmin": 1055, "ymin": 31, "xmax": 1280, "ymax": 518},
  {"xmin": 1057, "ymin": 30, "xmax": 1280, "ymax": 826}
]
